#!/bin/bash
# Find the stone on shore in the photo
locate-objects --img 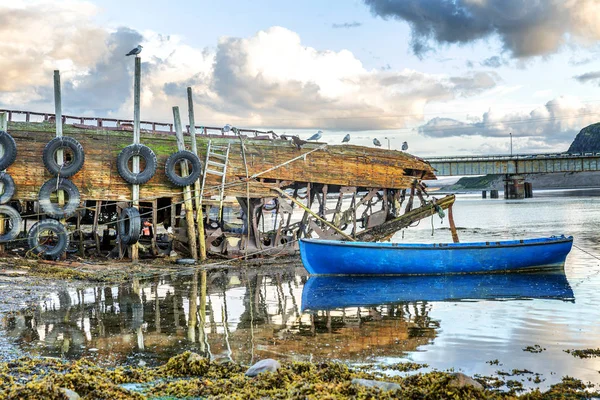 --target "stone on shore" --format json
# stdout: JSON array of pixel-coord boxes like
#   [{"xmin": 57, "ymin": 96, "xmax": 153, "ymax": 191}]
[
  {"xmin": 448, "ymin": 372, "xmax": 484, "ymax": 390},
  {"xmin": 245, "ymin": 359, "xmax": 281, "ymax": 377},
  {"xmin": 351, "ymin": 378, "xmax": 401, "ymax": 392}
]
